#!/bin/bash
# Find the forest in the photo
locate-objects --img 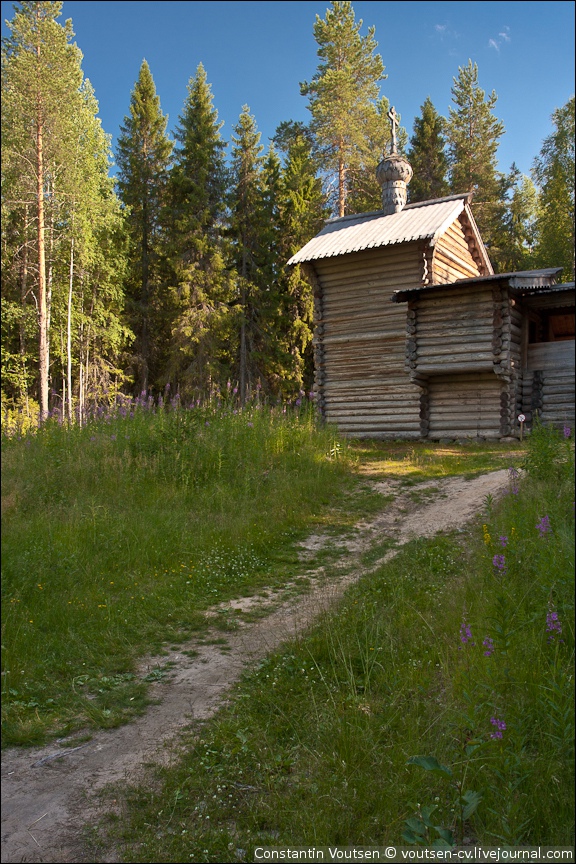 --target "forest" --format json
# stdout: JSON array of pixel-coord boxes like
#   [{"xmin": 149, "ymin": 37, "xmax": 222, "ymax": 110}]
[{"xmin": 2, "ymin": 1, "xmax": 575, "ymax": 427}]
